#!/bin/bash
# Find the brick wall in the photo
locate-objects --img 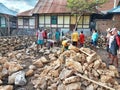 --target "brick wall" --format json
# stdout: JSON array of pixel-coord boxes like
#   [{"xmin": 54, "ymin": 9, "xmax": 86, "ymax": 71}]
[{"xmin": 96, "ymin": 14, "xmax": 120, "ymax": 35}]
